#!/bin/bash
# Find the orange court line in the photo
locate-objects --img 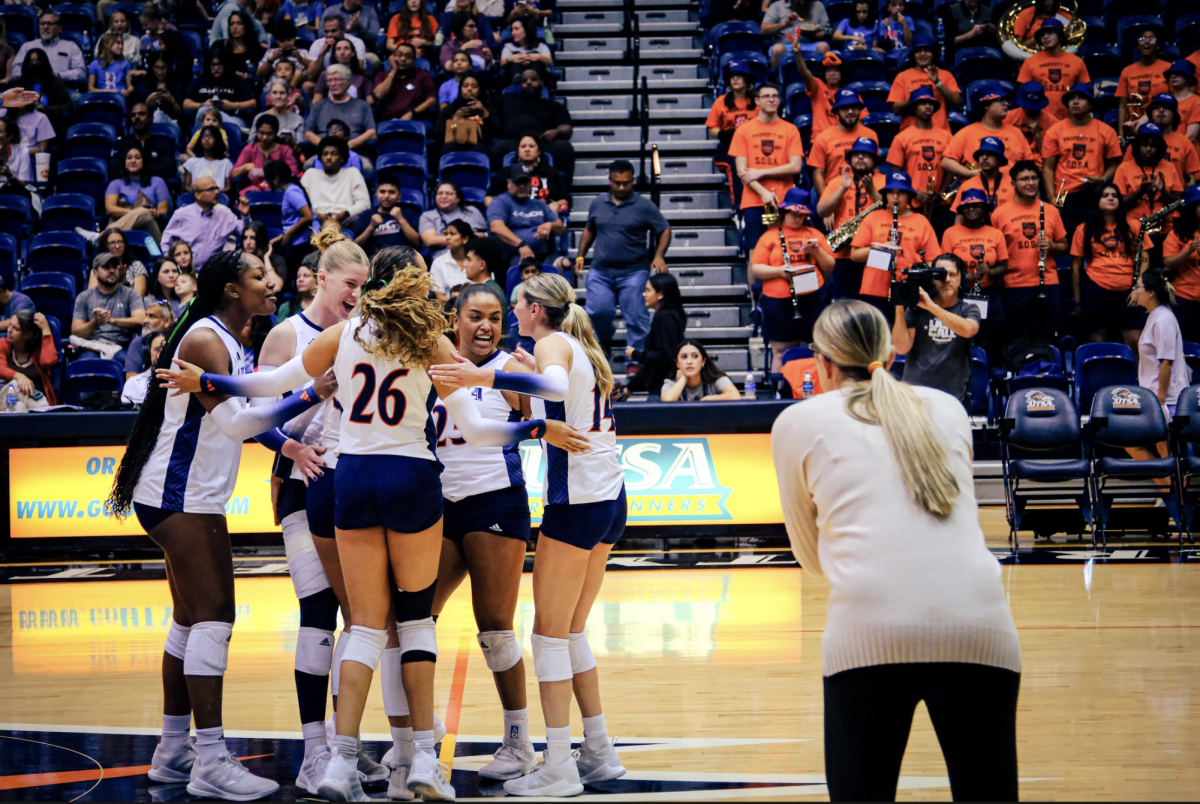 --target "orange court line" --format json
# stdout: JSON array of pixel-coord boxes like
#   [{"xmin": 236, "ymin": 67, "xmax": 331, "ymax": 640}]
[
  {"xmin": 0, "ymin": 755, "xmax": 272, "ymax": 792},
  {"xmin": 437, "ymin": 632, "xmax": 472, "ymax": 771}
]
